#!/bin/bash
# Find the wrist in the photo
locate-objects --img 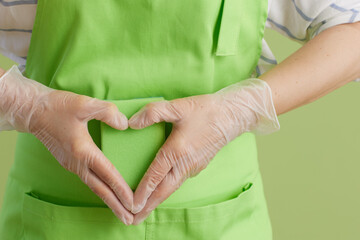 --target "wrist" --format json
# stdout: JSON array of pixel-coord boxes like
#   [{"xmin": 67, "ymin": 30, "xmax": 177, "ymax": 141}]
[
  {"xmin": 0, "ymin": 65, "xmax": 54, "ymax": 132},
  {"xmin": 216, "ymin": 78, "xmax": 280, "ymax": 135}
]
